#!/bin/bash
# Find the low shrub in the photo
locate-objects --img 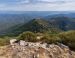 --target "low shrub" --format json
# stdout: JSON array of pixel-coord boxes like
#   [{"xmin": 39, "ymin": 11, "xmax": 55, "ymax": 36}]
[
  {"xmin": 58, "ymin": 30, "xmax": 75, "ymax": 50},
  {"xmin": 41, "ymin": 34, "xmax": 61, "ymax": 44},
  {"xmin": 0, "ymin": 37, "xmax": 10, "ymax": 46},
  {"xmin": 18, "ymin": 31, "xmax": 37, "ymax": 42}
]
